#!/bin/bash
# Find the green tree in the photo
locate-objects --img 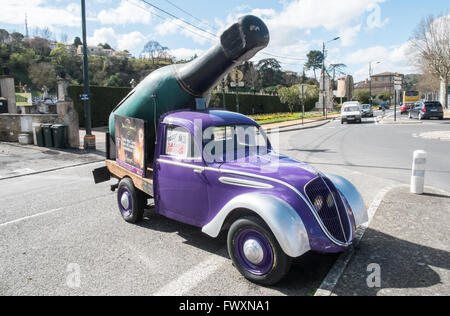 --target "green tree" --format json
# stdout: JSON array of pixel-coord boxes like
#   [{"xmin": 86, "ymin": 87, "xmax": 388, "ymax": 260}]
[
  {"xmin": 0, "ymin": 29, "xmax": 9, "ymax": 44},
  {"xmin": 278, "ymin": 86, "xmax": 301, "ymax": 113},
  {"xmin": 304, "ymin": 50, "xmax": 324, "ymax": 82},
  {"xmin": 28, "ymin": 62, "xmax": 57, "ymax": 90},
  {"xmin": 354, "ymin": 89, "xmax": 371, "ymax": 104},
  {"xmin": 10, "ymin": 32, "xmax": 24, "ymax": 43},
  {"xmin": 73, "ymin": 37, "xmax": 82, "ymax": 47},
  {"xmin": 377, "ymin": 92, "xmax": 392, "ymax": 101},
  {"xmin": 50, "ymin": 43, "xmax": 71, "ymax": 77},
  {"xmin": 304, "ymin": 85, "xmax": 320, "ymax": 110},
  {"xmin": 257, "ymin": 58, "xmax": 284, "ymax": 88}
]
